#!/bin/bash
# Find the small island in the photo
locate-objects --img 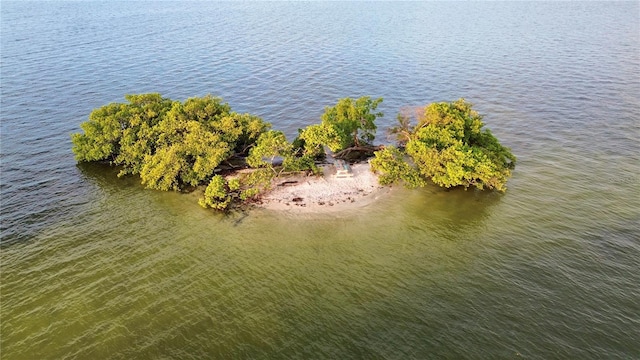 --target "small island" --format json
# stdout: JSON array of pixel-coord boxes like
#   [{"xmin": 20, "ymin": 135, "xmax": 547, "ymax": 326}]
[{"xmin": 72, "ymin": 94, "xmax": 516, "ymax": 212}]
